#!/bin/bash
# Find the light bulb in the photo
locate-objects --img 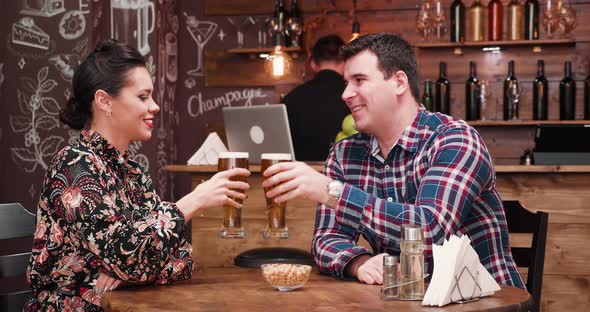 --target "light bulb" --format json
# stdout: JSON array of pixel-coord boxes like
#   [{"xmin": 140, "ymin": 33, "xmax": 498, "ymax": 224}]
[
  {"xmin": 349, "ymin": 21, "xmax": 361, "ymax": 42},
  {"xmin": 265, "ymin": 45, "xmax": 293, "ymax": 78}
]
